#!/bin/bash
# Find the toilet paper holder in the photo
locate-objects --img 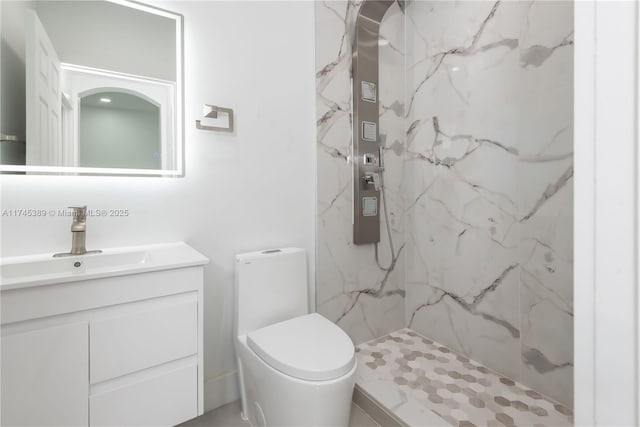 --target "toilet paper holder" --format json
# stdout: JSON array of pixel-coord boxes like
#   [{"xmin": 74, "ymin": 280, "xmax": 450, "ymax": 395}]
[{"xmin": 196, "ymin": 104, "xmax": 234, "ymax": 132}]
